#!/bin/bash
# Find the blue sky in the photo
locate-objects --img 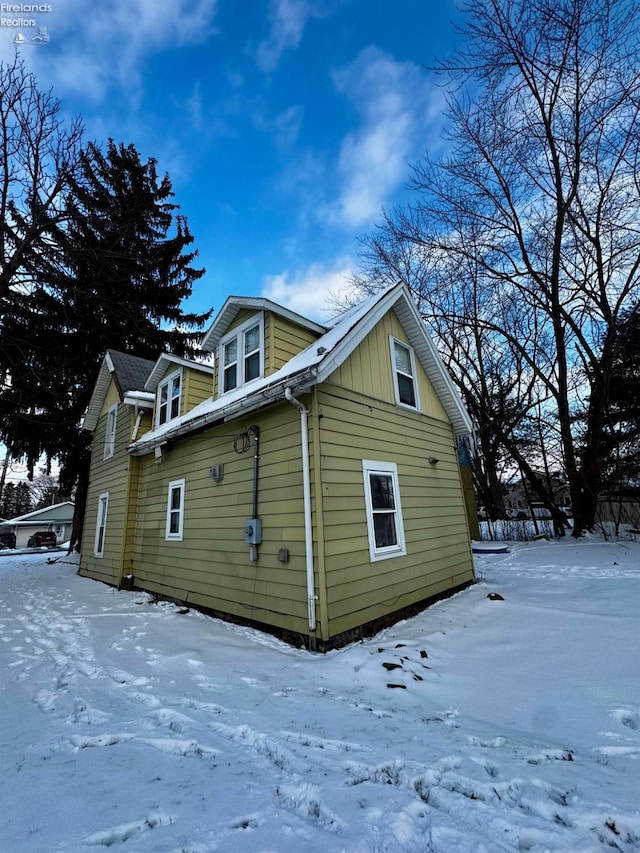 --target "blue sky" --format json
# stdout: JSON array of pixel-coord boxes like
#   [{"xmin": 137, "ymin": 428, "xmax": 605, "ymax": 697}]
[{"xmin": 2, "ymin": 0, "xmax": 463, "ymax": 322}]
